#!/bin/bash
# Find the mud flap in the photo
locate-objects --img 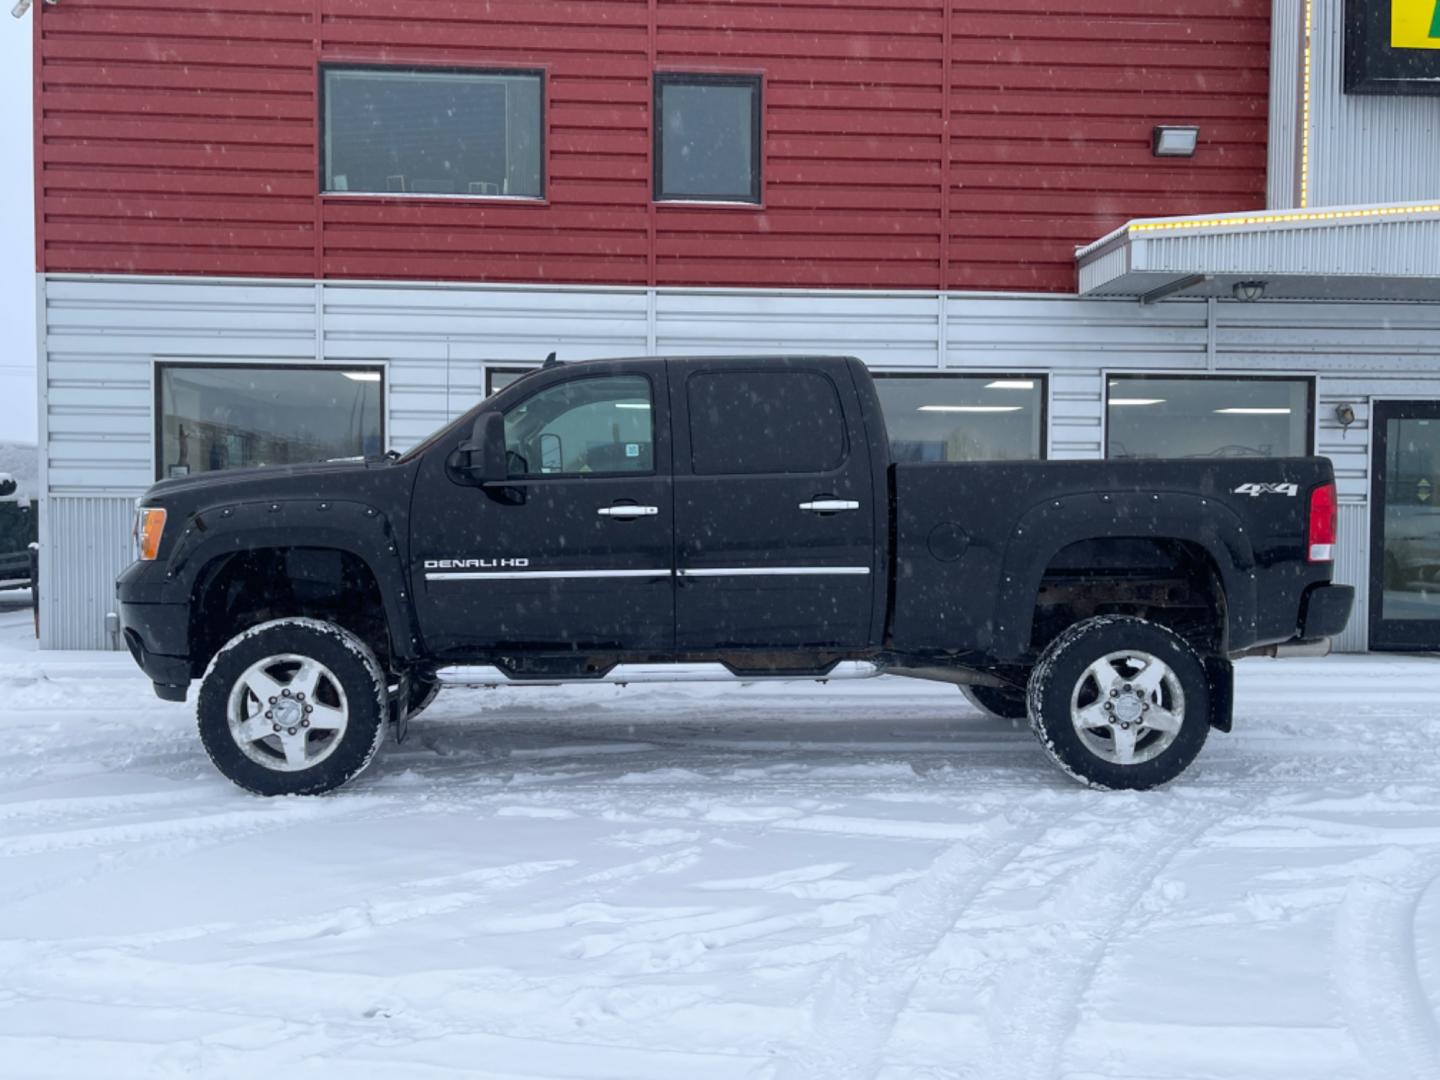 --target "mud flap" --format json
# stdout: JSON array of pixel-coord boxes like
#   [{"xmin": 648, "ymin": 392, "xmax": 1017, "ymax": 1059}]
[
  {"xmin": 389, "ymin": 681, "xmax": 411, "ymax": 745},
  {"xmin": 1205, "ymin": 656, "xmax": 1234, "ymax": 733}
]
